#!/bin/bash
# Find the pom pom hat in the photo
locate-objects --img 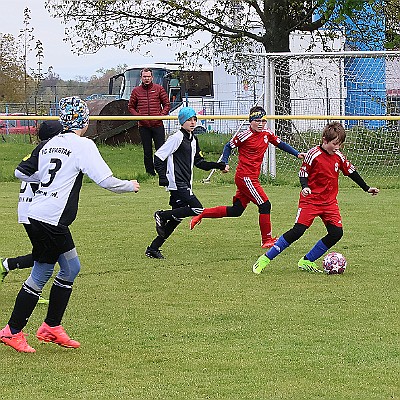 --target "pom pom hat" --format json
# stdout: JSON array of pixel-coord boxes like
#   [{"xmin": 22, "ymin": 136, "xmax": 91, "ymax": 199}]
[
  {"xmin": 178, "ymin": 107, "xmax": 197, "ymax": 125},
  {"xmin": 38, "ymin": 120, "xmax": 63, "ymax": 141},
  {"xmin": 59, "ymin": 96, "xmax": 90, "ymax": 130}
]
